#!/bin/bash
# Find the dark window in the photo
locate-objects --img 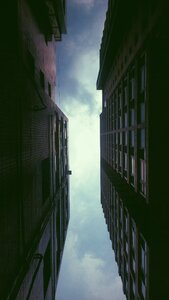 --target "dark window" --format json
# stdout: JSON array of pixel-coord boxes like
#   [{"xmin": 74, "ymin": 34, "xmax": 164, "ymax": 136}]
[
  {"xmin": 27, "ymin": 51, "xmax": 35, "ymax": 76},
  {"xmin": 139, "ymin": 159, "xmax": 146, "ymax": 195},
  {"xmin": 139, "ymin": 102, "xmax": 145, "ymax": 123},
  {"xmin": 124, "ymin": 153, "xmax": 127, "ymax": 171},
  {"xmin": 124, "ymin": 112, "xmax": 128, "ymax": 127},
  {"xmin": 139, "ymin": 129, "xmax": 145, "ymax": 149},
  {"xmin": 43, "ymin": 242, "xmax": 51, "ymax": 296},
  {"xmin": 129, "ymin": 68, "xmax": 135, "ymax": 100},
  {"xmin": 139, "ymin": 56, "xmax": 146, "ymax": 93},
  {"xmin": 130, "ymin": 109, "xmax": 135, "ymax": 126},
  {"xmin": 48, "ymin": 82, "xmax": 51, "ymax": 97},
  {"xmin": 42, "ymin": 158, "xmax": 50, "ymax": 203},
  {"xmin": 130, "ymin": 130, "xmax": 134, "ymax": 147},
  {"xmin": 124, "ymin": 81, "xmax": 128, "ymax": 106},
  {"xmin": 40, "ymin": 70, "xmax": 45, "ymax": 89}
]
